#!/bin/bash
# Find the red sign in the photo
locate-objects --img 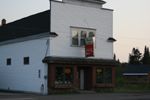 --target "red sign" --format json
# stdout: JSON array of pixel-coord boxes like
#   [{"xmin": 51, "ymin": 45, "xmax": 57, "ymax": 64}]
[
  {"xmin": 85, "ymin": 37, "xmax": 94, "ymax": 57},
  {"xmin": 85, "ymin": 44, "xmax": 94, "ymax": 57}
]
